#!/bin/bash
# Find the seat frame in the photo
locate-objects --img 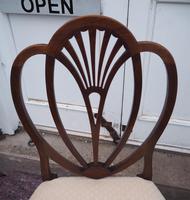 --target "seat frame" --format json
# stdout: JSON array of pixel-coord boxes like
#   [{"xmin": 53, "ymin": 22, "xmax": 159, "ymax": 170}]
[{"xmin": 11, "ymin": 15, "xmax": 177, "ymax": 181}]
